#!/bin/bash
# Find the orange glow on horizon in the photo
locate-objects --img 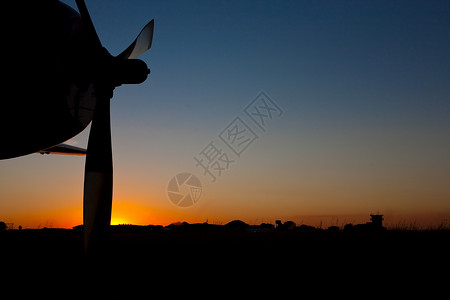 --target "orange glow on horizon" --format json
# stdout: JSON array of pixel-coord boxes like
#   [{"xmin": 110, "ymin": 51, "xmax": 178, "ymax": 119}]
[
  {"xmin": 4, "ymin": 204, "xmax": 450, "ymax": 230},
  {"xmin": 3, "ymin": 195, "xmax": 450, "ymax": 229}
]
